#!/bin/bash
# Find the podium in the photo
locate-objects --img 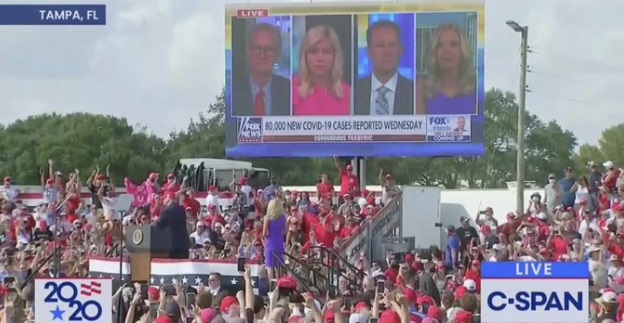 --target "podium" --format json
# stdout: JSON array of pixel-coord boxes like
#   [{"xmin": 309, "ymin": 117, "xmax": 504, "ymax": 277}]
[{"xmin": 125, "ymin": 225, "xmax": 172, "ymax": 282}]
